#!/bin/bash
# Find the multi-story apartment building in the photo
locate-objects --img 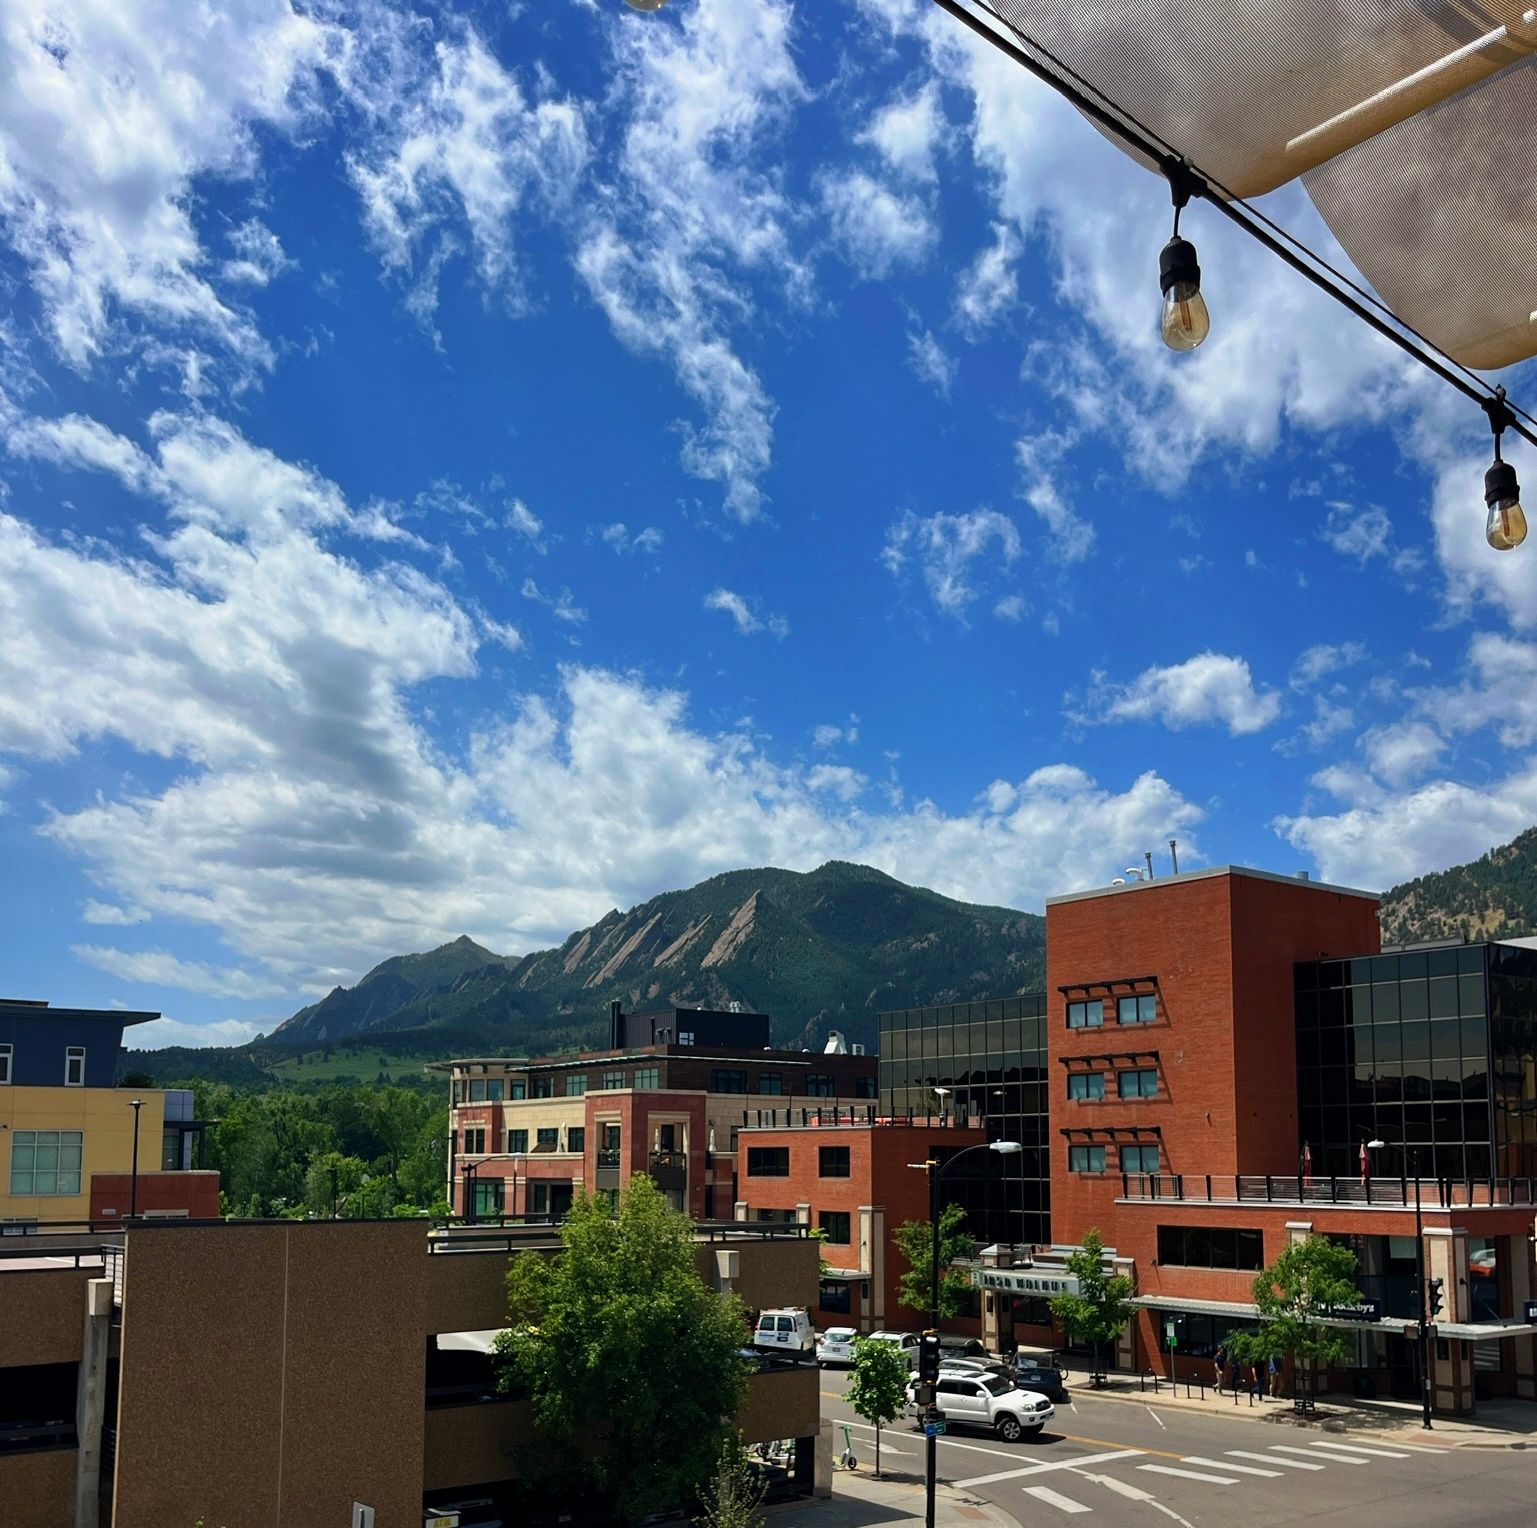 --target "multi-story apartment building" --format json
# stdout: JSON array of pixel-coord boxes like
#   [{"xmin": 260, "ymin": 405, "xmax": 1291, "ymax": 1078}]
[
  {"xmin": 0, "ymin": 999, "xmax": 217, "ymax": 1226},
  {"xmin": 437, "ymin": 1004, "xmax": 878, "ymax": 1222}
]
